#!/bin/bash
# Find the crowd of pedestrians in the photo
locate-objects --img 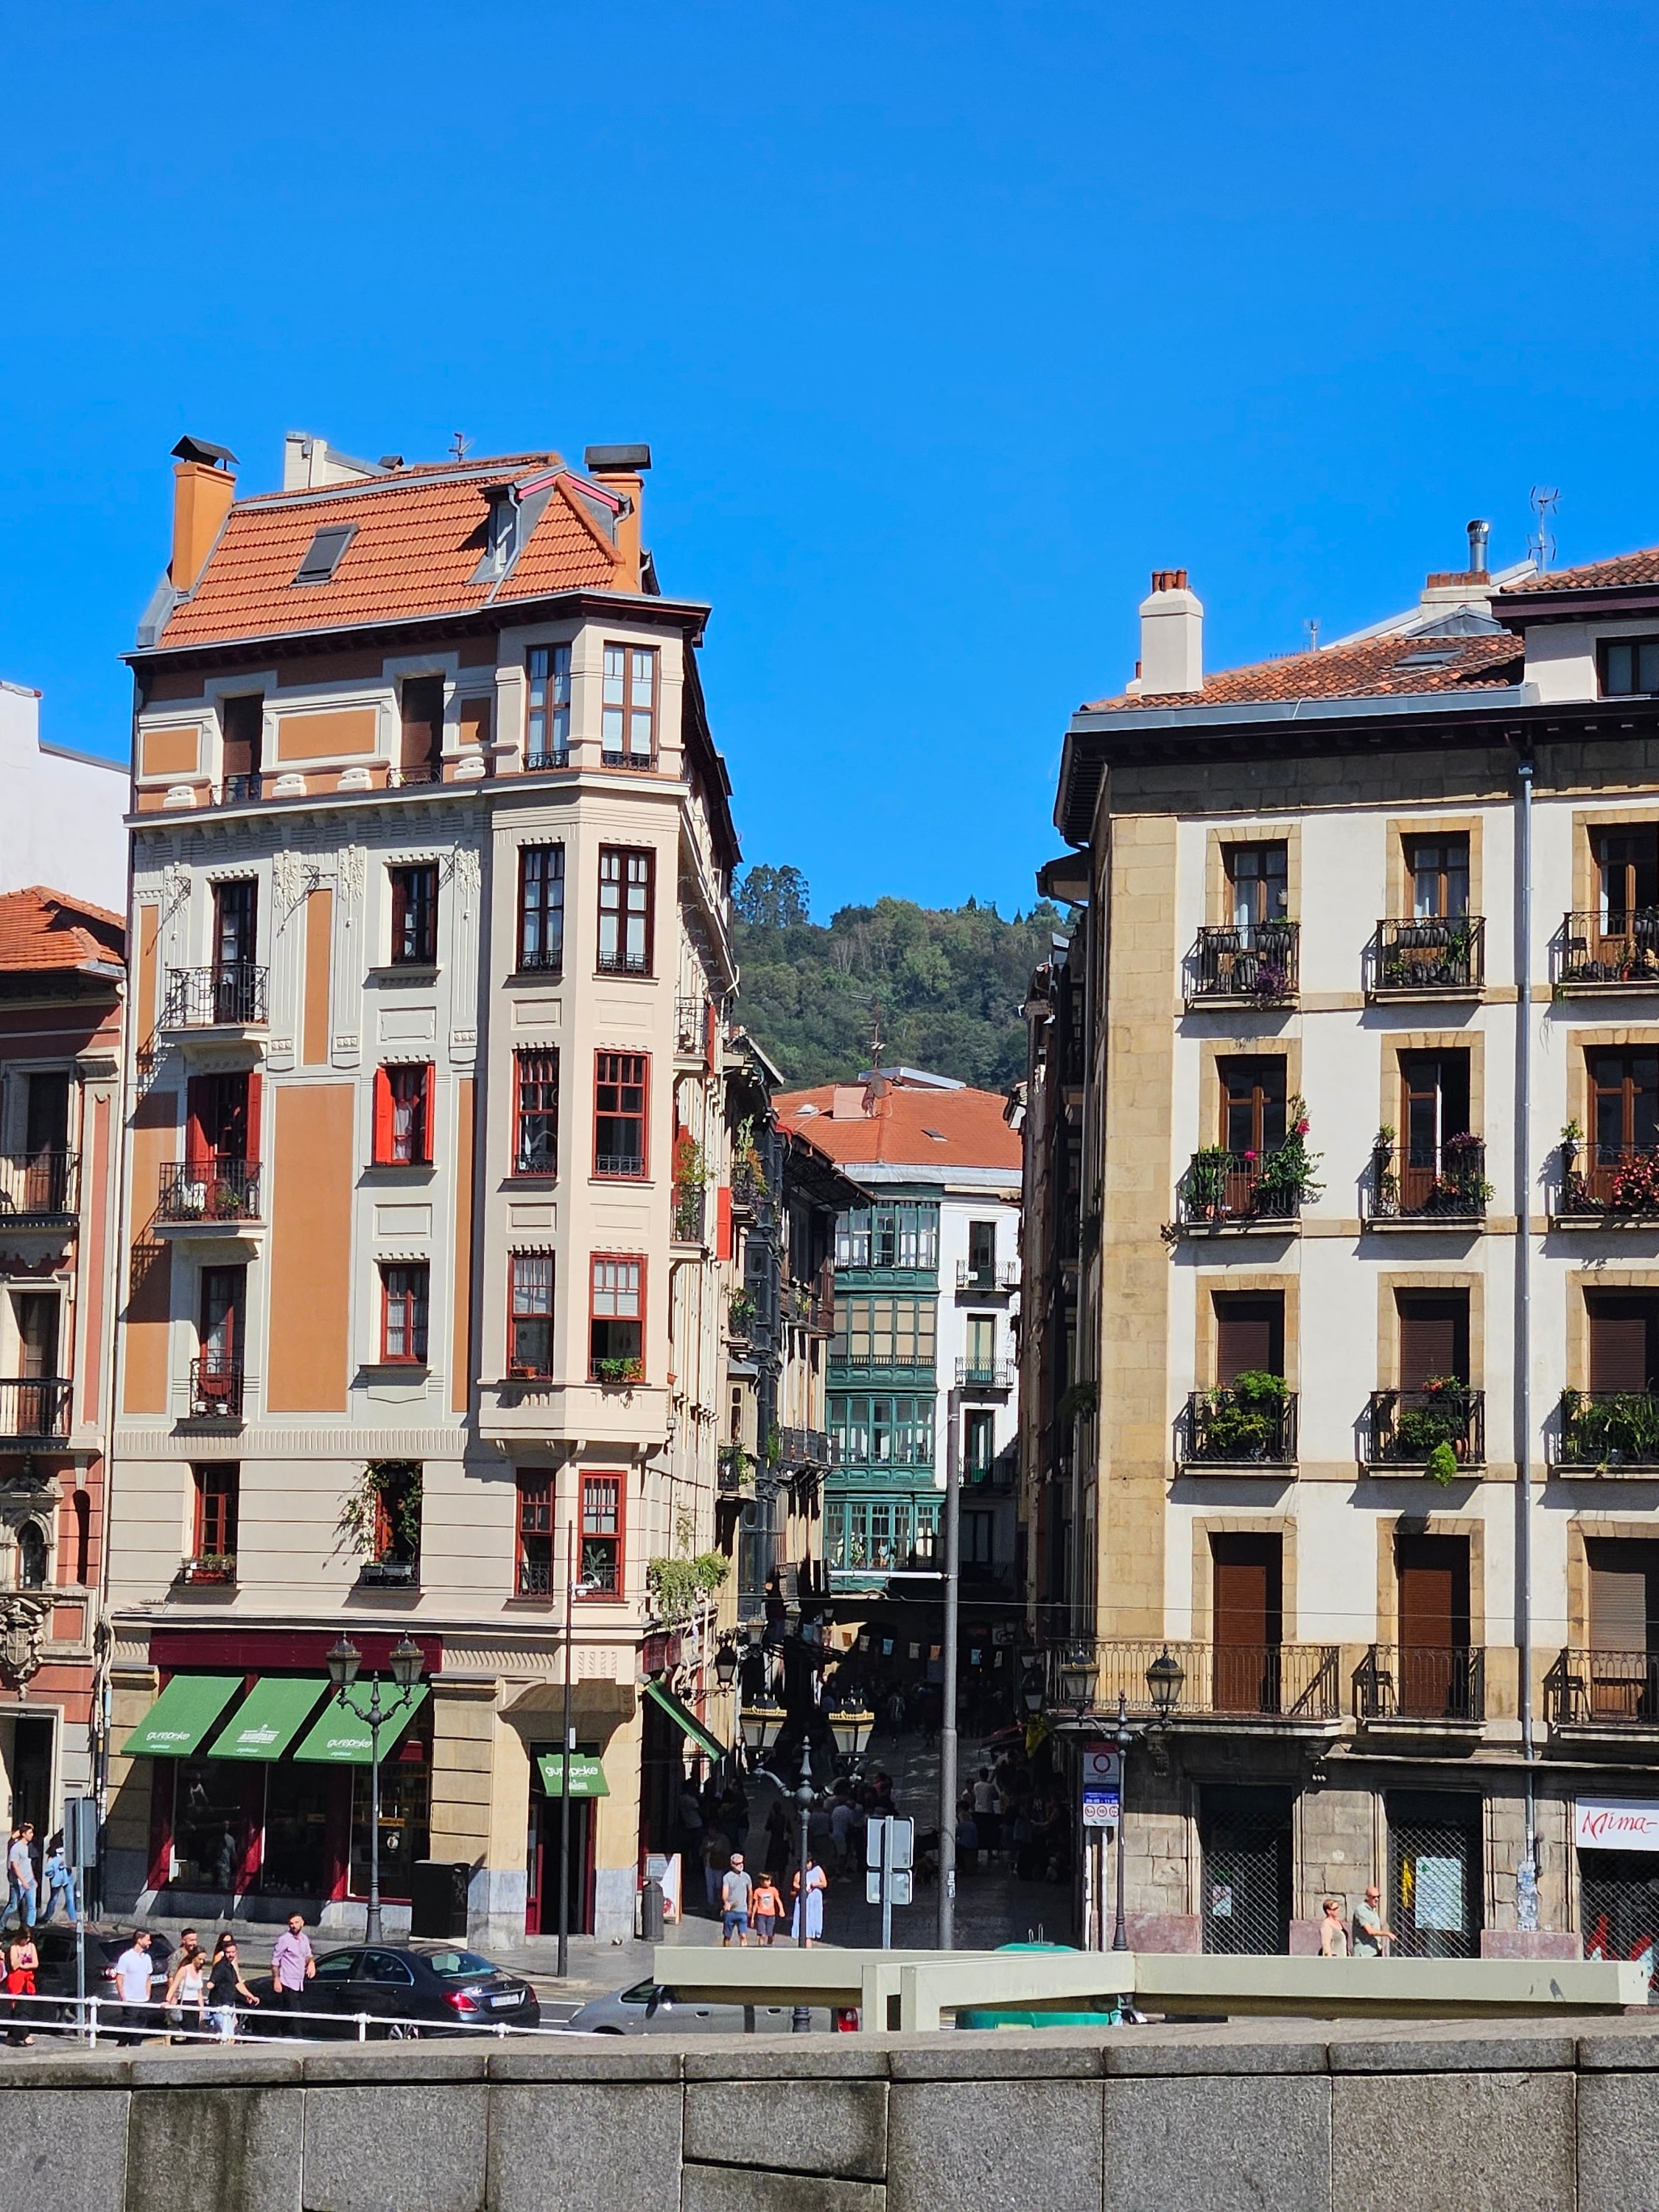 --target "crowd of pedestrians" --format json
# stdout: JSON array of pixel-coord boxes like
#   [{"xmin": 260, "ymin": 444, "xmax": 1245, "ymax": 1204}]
[{"xmin": 954, "ymin": 1746, "xmax": 1073, "ymax": 1886}]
